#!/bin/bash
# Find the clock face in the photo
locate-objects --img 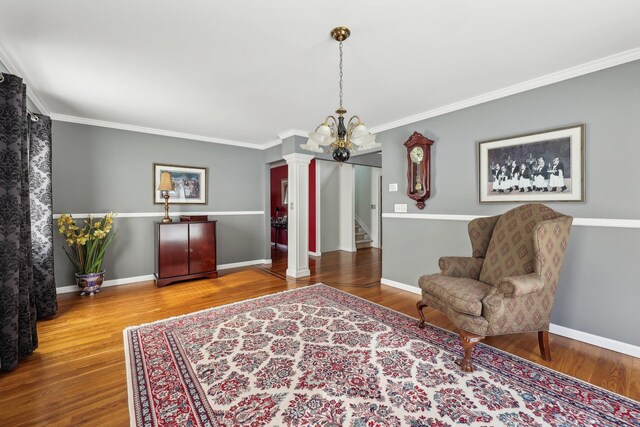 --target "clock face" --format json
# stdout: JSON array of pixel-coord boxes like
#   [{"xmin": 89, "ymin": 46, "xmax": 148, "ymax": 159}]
[{"xmin": 410, "ymin": 146, "xmax": 424, "ymax": 163}]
